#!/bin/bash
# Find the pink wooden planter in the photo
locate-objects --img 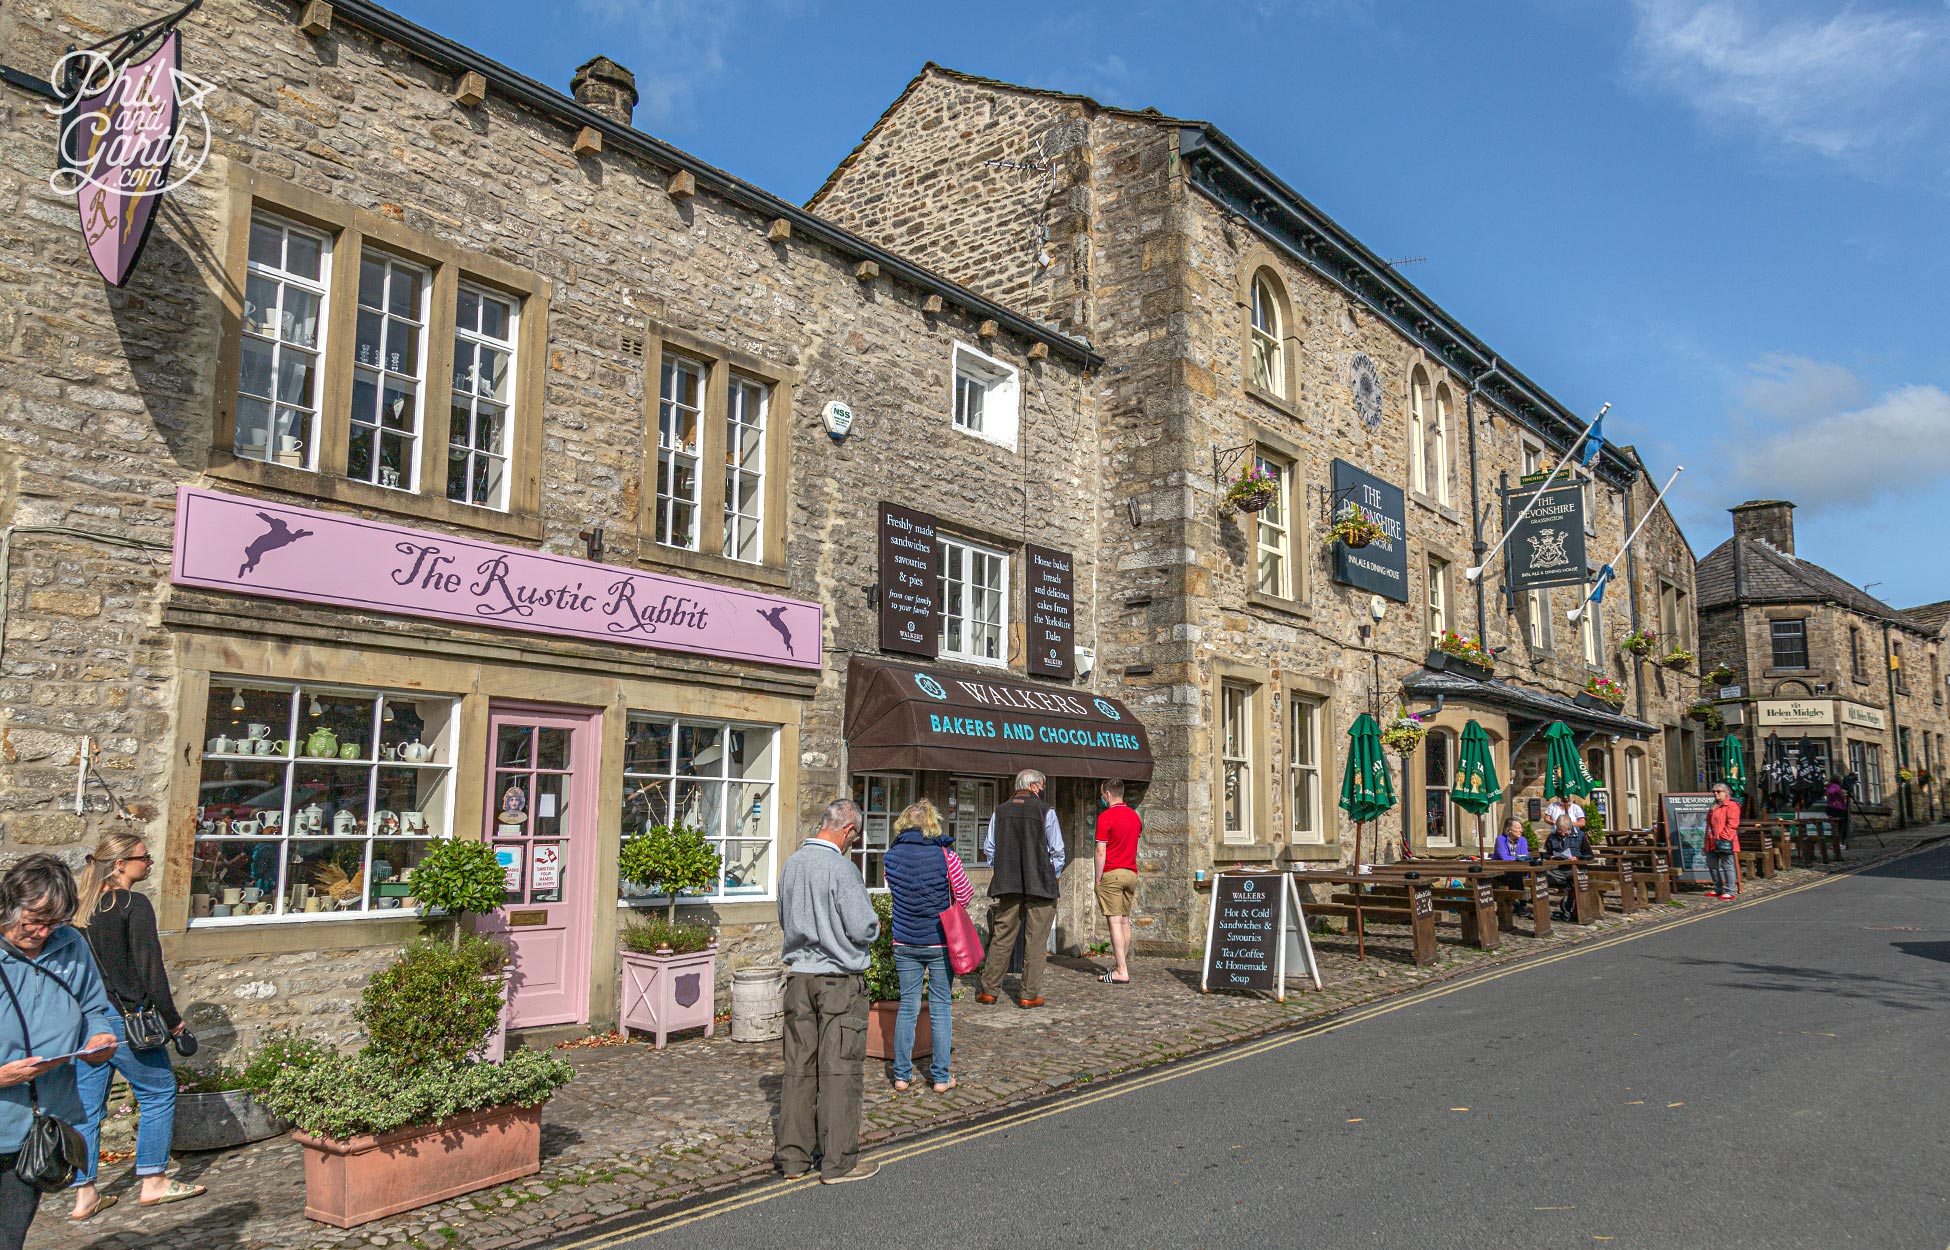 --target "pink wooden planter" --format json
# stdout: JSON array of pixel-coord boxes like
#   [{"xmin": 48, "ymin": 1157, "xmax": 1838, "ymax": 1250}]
[
  {"xmin": 619, "ymin": 945, "xmax": 717, "ymax": 1048},
  {"xmin": 294, "ymin": 1104, "xmax": 542, "ymax": 1228}
]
